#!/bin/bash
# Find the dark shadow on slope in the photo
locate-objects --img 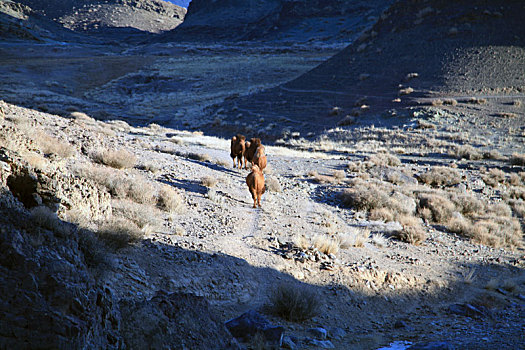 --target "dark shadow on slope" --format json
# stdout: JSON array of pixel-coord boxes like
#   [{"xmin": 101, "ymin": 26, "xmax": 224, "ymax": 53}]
[{"xmin": 1, "ymin": 187, "xmax": 524, "ymax": 349}]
